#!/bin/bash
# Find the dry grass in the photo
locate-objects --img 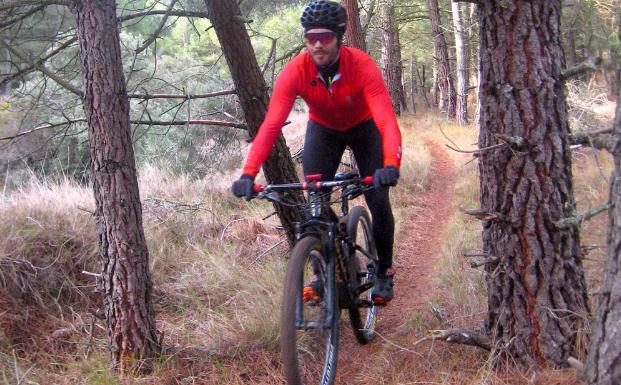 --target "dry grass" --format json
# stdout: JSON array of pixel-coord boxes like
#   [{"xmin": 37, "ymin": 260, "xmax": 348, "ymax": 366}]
[{"xmin": 0, "ymin": 97, "xmax": 614, "ymax": 384}]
